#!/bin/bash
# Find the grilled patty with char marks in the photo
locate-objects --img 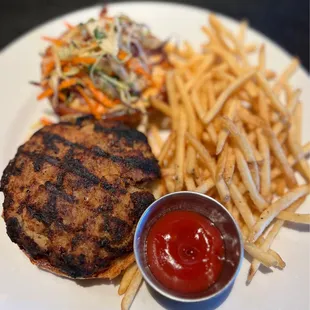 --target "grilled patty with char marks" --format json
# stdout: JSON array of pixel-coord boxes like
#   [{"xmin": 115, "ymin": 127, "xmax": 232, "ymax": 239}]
[{"xmin": 0, "ymin": 117, "xmax": 160, "ymax": 278}]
